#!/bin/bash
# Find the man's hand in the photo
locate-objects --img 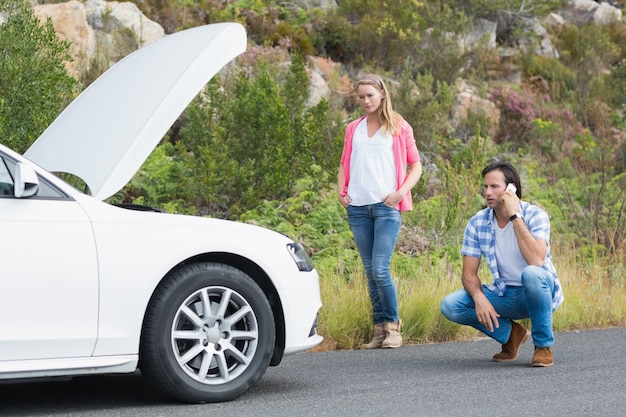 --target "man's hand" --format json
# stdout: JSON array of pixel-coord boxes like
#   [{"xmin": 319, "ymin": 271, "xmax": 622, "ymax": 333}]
[
  {"xmin": 462, "ymin": 256, "xmax": 500, "ymax": 332},
  {"xmin": 474, "ymin": 293, "xmax": 500, "ymax": 332},
  {"xmin": 500, "ymin": 185, "xmax": 520, "ymax": 219}
]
